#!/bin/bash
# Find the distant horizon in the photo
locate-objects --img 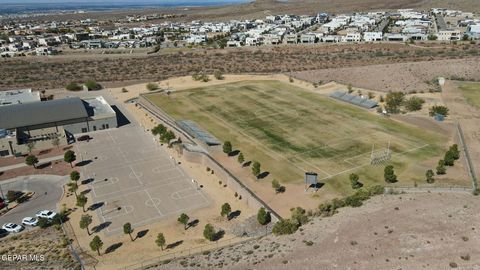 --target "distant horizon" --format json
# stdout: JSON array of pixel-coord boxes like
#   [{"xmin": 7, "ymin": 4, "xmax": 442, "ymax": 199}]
[{"xmin": 1, "ymin": 0, "xmax": 250, "ymax": 4}]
